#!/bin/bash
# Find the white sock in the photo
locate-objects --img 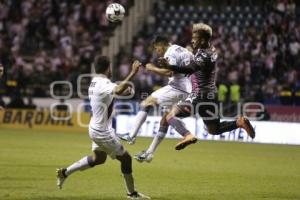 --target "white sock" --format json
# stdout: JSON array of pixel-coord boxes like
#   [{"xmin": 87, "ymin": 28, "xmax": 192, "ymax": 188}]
[
  {"xmin": 65, "ymin": 156, "xmax": 92, "ymax": 176},
  {"xmin": 130, "ymin": 111, "xmax": 148, "ymax": 138},
  {"xmin": 146, "ymin": 132, "xmax": 166, "ymax": 154},
  {"xmin": 123, "ymin": 173, "xmax": 135, "ymax": 194}
]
